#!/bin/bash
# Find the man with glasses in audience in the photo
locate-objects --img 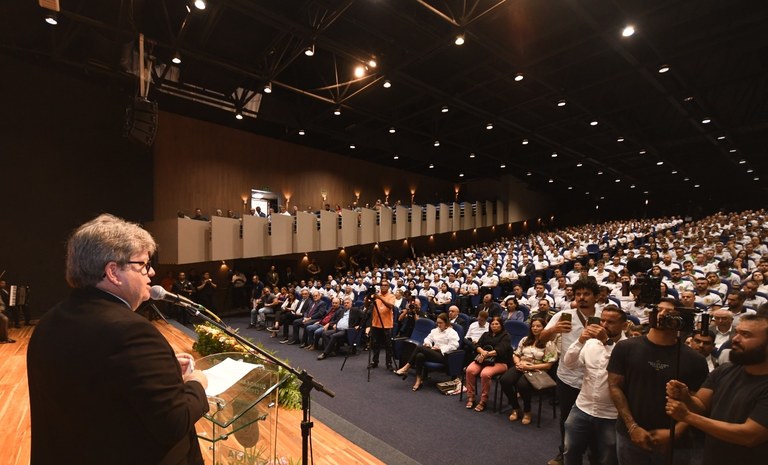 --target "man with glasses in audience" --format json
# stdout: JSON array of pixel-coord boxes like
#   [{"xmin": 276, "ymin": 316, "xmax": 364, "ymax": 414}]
[{"xmin": 28, "ymin": 214, "xmax": 209, "ymax": 465}]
